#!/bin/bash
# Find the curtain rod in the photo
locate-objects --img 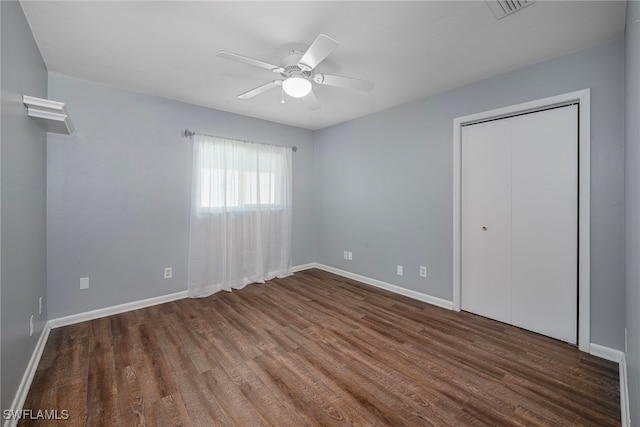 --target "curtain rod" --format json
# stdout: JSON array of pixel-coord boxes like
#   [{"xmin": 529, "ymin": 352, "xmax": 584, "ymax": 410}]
[{"xmin": 183, "ymin": 129, "xmax": 297, "ymax": 152}]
